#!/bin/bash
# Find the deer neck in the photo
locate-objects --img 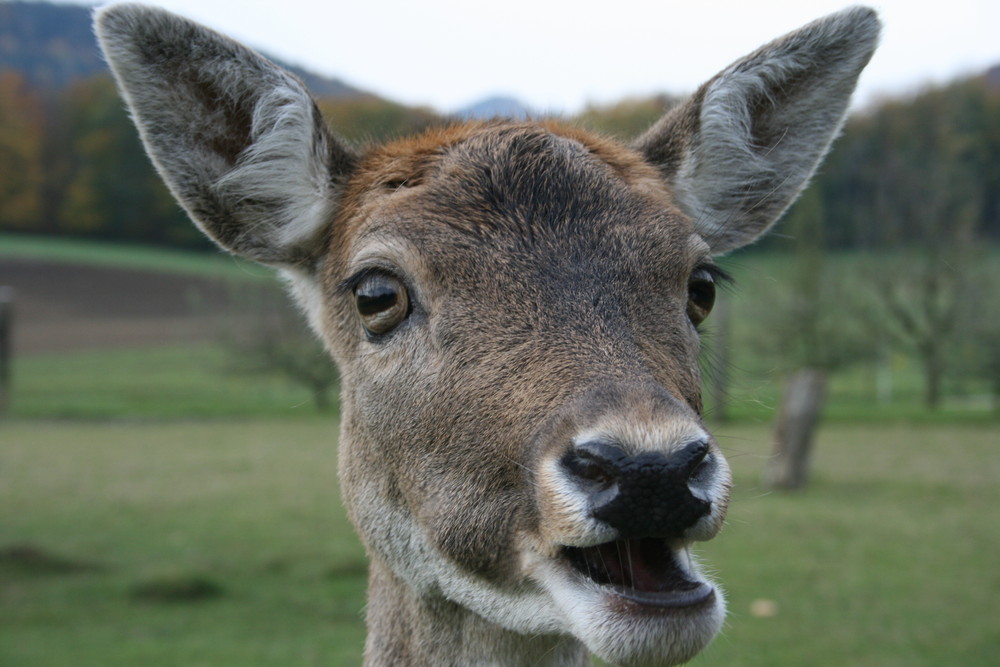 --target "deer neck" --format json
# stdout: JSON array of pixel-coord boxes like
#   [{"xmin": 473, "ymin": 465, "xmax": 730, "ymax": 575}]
[{"xmin": 363, "ymin": 558, "xmax": 588, "ymax": 666}]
